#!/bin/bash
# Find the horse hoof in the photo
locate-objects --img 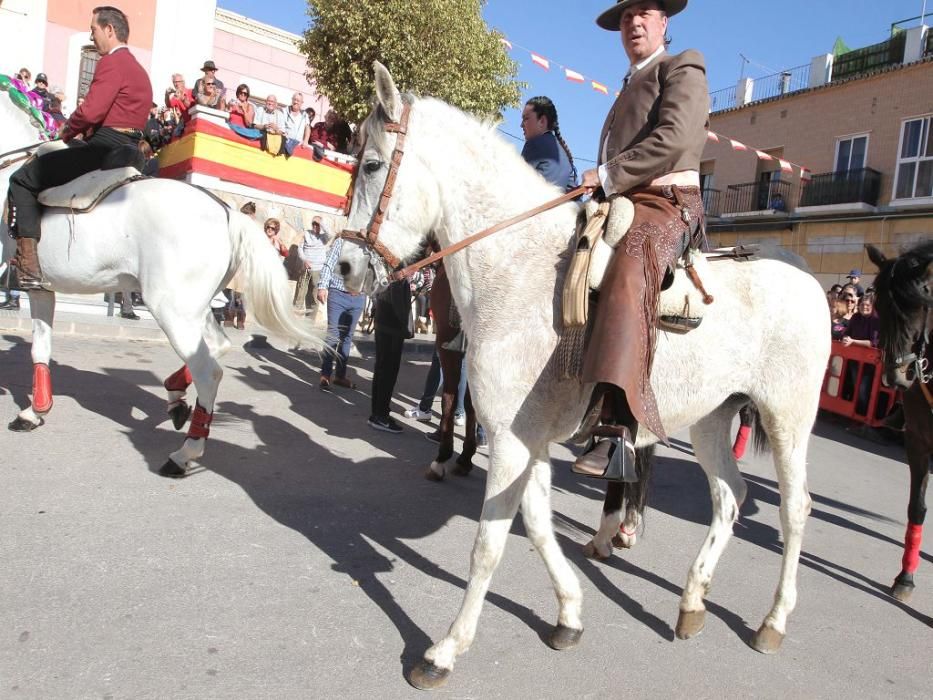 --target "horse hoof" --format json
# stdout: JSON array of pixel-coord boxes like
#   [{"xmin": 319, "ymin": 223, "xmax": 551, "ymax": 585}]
[
  {"xmin": 675, "ymin": 609, "xmax": 706, "ymax": 639},
  {"xmin": 750, "ymin": 623, "xmax": 784, "ymax": 654},
  {"xmin": 451, "ymin": 461, "xmax": 472, "ymax": 477},
  {"xmin": 168, "ymin": 402, "xmax": 192, "ymax": 430},
  {"xmin": 159, "ymin": 458, "xmax": 187, "ymax": 478},
  {"xmin": 890, "ymin": 581, "xmax": 914, "ymax": 602},
  {"xmin": 8, "ymin": 416, "xmax": 43, "ymax": 432},
  {"xmin": 407, "ymin": 660, "xmax": 451, "ymax": 690},
  {"xmin": 611, "ymin": 532, "xmax": 635, "ymax": 549},
  {"xmin": 583, "ymin": 540, "xmax": 610, "ymax": 561},
  {"xmin": 548, "ymin": 624, "xmax": 584, "ymax": 650},
  {"xmin": 425, "ymin": 467, "xmax": 444, "ymax": 482}
]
